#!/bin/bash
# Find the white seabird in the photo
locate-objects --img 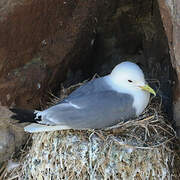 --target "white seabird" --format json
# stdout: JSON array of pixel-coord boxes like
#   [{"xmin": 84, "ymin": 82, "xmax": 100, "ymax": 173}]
[{"xmin": 10, "ymin": 61, "xmax": 156, "ymax": 133}]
